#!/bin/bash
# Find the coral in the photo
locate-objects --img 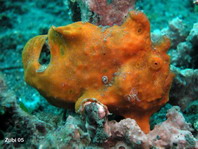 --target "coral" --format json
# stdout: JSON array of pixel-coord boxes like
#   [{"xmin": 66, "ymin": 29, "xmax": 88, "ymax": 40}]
[
  {"xmin": 105, "ymin": 106, "xmax": 197, "ymax": 148},
  {"xmin": 70, "ymin": 0, "xmax": 136, "ymax": 26},
  {"xmin": 170, "ymin": 22, "xmax": 198, "ymax": 69},
  {"xmin": 149, "ymin": 103, "xmax": 173, "ymax": 129},
  {"xmin": 162, "ymin": 18, "xmax": 189, "ymax": 49},
  {"xmin": 39, "ymin": 116, "xmax": 91, "ymax": 148},
  {"xmin": 148, "ymin": 106, "xmax": 197, "ymax": 148},
  {"xmin": 151, "ymin": 17, "xmax": 189, "ymax": 50},
  {"xmin": 57, "ymin": 106, "xmax": 196, "ymax": 148},
  {"xmin": 170, "ymin": 66, "xmax": 198, "ymax": 110},
  {"xmin": 22, "ymin": 11, "xmax": 174, "ymax": 133},
  {"xmin": 184, "ymin": 100, "xmax": 198, "ymax": 133},
  {"xmin": 136, "ymin": 0, "xmax": 197, "ymax": 31},
  {"xmin": 187, "ymin": 23, "xmax": 198, "ymax": 44},
  {"xmin": 106, "ymin": 118, "xmax": 149, "ymax": 148}
]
